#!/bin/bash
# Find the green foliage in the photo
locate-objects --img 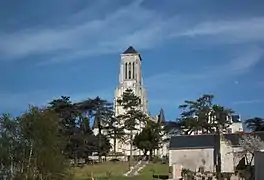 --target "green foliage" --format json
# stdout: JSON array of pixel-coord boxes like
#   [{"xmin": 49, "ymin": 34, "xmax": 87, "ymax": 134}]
[
  {"xmin": 0, "ymin": 107, "xmax": 70, "ymax": 180},
  {"xmin": 181, "ymin": 169, "xmax": 195, "ymax": 180},
  {"xmin": 104, "ymin": 116, "xmax": 126, "ymax": 154},
  {"xmin": 117, "ymin": 89, "xmax": 147, "ymax": 131},
  {"xmin": 170, "ymin": 94, "xmax": 234, "ymax": 135},
  {"xmin": 117, "ymin": 89, "xmax": 147, "ymax": 166},
  {"xmin": 245, "ymin": 117, "xmax": 264, "ymax": 132},
  {"xmin": 133, "ymin": 120, "xmax": 163, "ymax": 158},
  {"xmin": 48, "ymin": 96, "xmax": 113, "ymax": 162},
  {"xmin": 96, "ymin": 134, "xmax": 111, "ymax": 156}
]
